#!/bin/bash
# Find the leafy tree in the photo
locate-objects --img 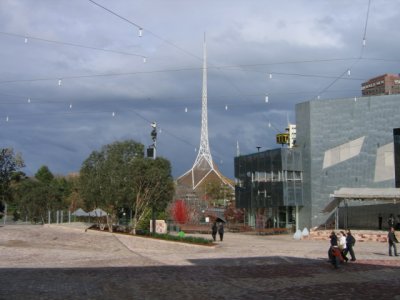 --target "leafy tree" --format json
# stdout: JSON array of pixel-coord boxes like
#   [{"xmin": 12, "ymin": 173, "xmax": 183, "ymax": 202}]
[
  {"xmin": 10, "ymin": 167, "xmax": 72, "ymax": 223},
  {"xmin": 35, "ymin": 165, "xmax": 54, "ymax": 184},
  {"xmin": 79, "ymin": 140, "xmax": 174, "ymax": 233},
  {"xmin": 0, "ymin": 148, "xmax": 24, "ymax": 217}
]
